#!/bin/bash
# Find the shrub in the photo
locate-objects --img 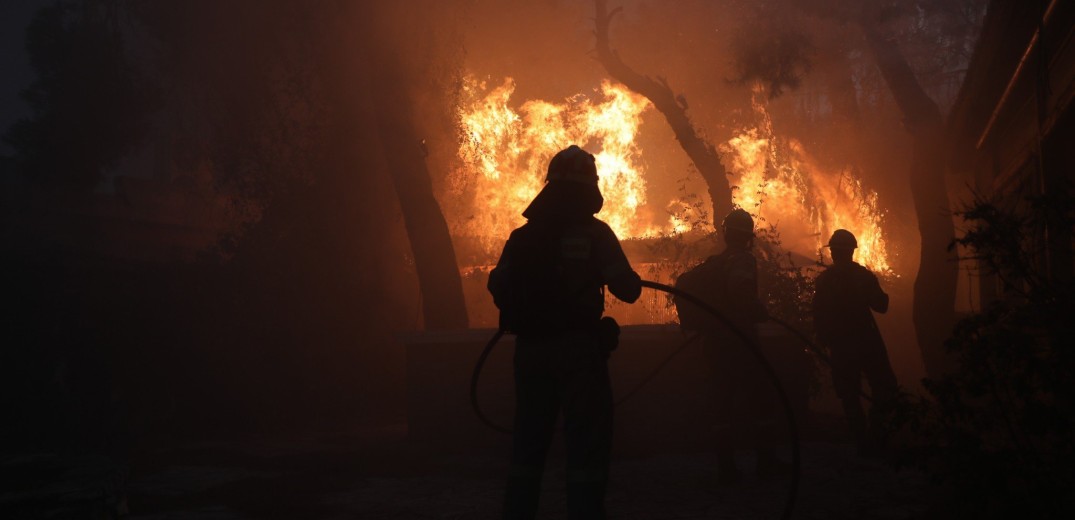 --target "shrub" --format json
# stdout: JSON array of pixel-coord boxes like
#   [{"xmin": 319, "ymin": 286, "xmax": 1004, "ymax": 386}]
[{"xmin": 890, "ymin": 194, "xmax": 1075, "ymax": 518}]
